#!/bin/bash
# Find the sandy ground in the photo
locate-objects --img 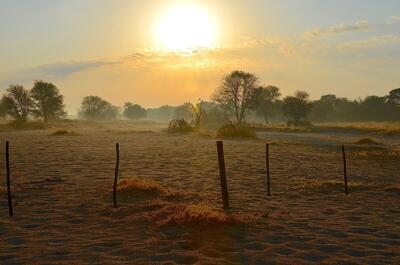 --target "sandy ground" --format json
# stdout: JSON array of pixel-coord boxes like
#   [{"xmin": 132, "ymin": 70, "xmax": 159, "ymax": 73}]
[{"xmin": 0, "ymin": 122, "xmax": 399, "ymax": 264}]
